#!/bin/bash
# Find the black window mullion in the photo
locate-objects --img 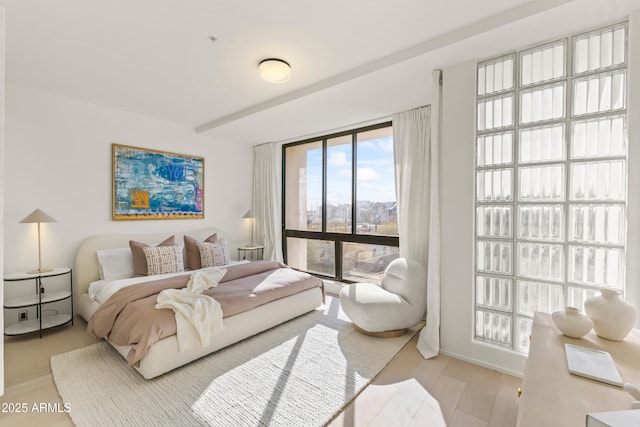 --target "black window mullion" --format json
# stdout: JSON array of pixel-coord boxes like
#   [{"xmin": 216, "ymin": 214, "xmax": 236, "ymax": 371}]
[
  {"xmin": 281, "ymin": 144, "xmax": 287, "ymax": 263},
  {"xmin": 335, "ymin": 241, "xmax": 343, "ymax": 280},
  {"xmin": 351, "ymin": 132, "xmax": 358, "ymax": 239},
  {"xmin": 283, "ymin": 229, "xmax": 398, "ymax": 246},
  {"xmin": 322, "ymin": 138, "xmax": 327, "ymax": 234}
]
